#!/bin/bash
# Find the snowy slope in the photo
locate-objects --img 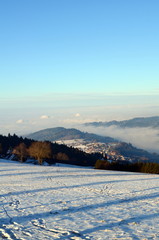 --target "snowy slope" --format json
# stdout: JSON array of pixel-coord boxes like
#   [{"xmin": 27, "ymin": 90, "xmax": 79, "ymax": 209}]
[{"xmin": 0, "ymin": 159, "xmax": 159, "ymax": 240}]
